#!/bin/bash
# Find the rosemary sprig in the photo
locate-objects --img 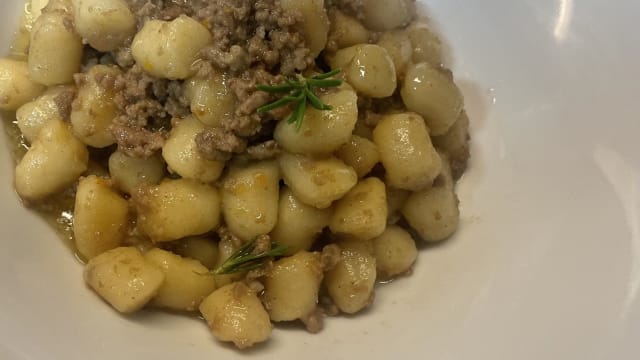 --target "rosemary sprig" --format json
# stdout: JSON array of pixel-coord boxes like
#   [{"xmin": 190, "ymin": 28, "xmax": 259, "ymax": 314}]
[
  {"xmin": 212, "ymin": 238, "xmax": 288, "ymax": 275},
  {"xmin": 256, "ymin": 69, "xmax": 343, "ymax": 131}
]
